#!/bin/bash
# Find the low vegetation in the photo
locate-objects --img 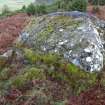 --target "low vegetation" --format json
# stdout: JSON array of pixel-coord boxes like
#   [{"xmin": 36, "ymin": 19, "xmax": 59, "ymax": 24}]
[
  {"xmin": 0, "ymin": 45, "xmax": 98, "ymax": 104},
  {"xmin": 0, "ymin": 0, "xmax": 88, "ymax": 17}
]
